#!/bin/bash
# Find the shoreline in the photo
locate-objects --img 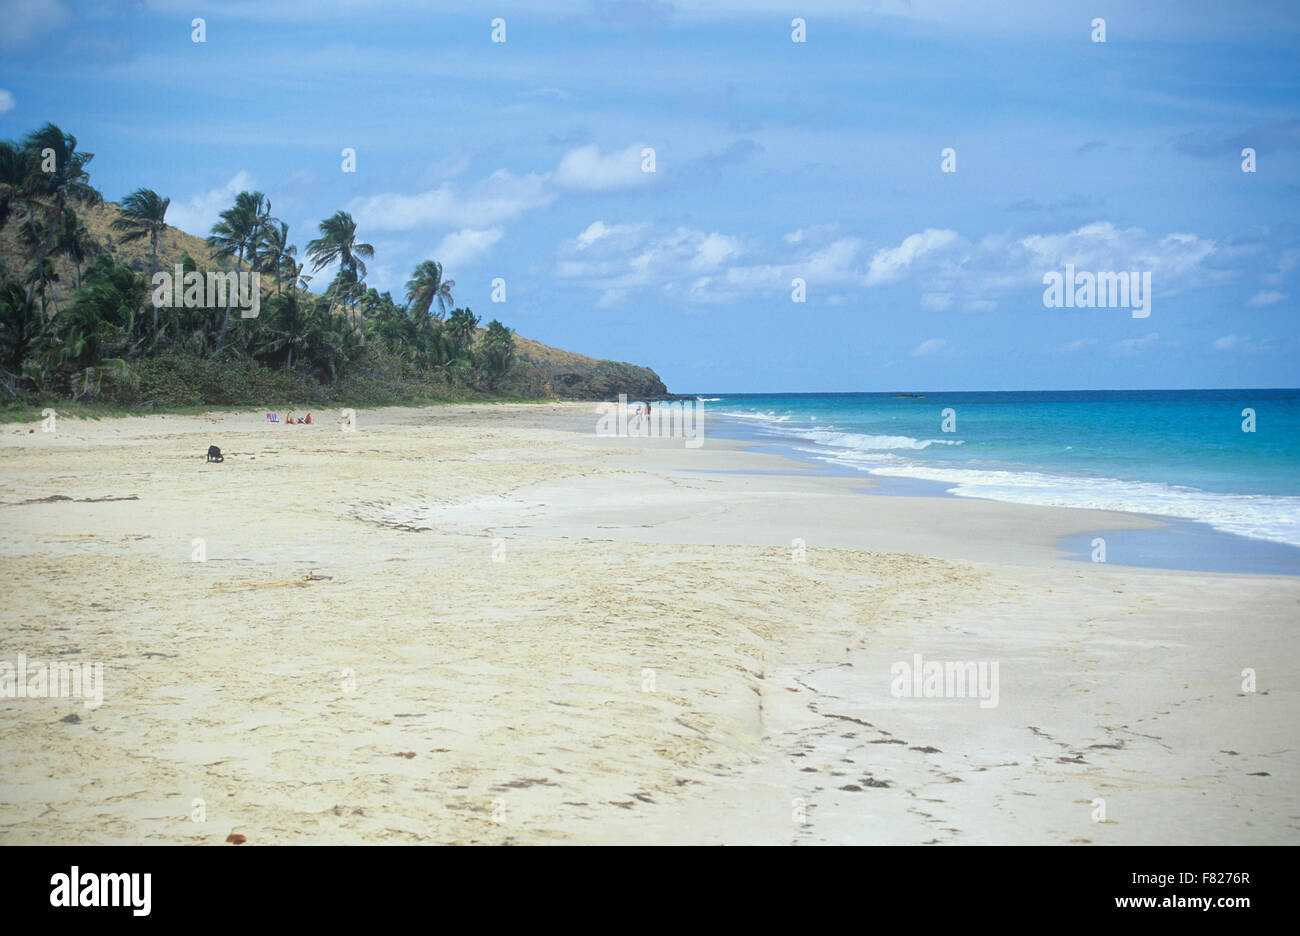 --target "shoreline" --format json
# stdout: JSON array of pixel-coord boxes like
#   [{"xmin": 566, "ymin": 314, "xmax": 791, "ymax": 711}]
[
  {"xmin": 697, "ymin": 411, "xmax": 1300, "ymax": 576},
  {"xmin": 1, "ymin": 403, "xmax": 1296, "ymax": 844}
]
